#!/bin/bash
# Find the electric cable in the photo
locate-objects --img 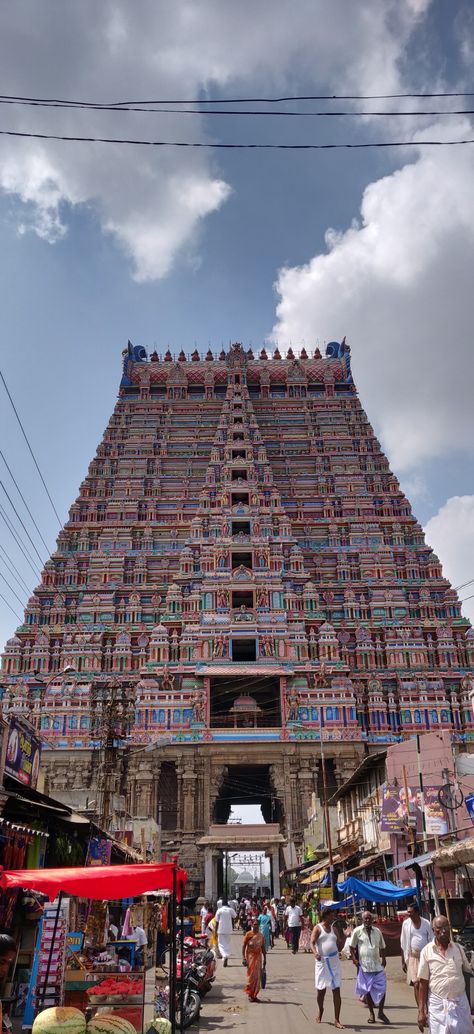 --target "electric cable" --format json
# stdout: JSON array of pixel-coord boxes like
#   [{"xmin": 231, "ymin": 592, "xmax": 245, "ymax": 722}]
[
  {"xmin": 0, "ymin": 551, "xmax": 31, "ymax": 599},
  {"xmin": 0, "ymin": 128, "xmax": 473, "ymax": 149},
  {"xmin": 0, "ymin": 569, "xmax": 27, "ymax": 609},
  {"xmin": 0, "ymin": 502, "xmax": 42, "ymax": 579},
  {"xmin": 0, "ymin": 97, "xmax": 473, "ymax": 118},
  {"xmin": 0, "ymin": 369, "xmax": 62, "ymax": 526},
  {"xmin": 0, "ymin": 480, "xmax": 45, "ymax": 567},
  {"xmin": 0, "ymin": 542, "xmax": 31, "ymax": 594},
  {"xmin": 0, "ymin": 590, "xmax": 22, "ymax": 622},
  {"xmin": 454, "ymin": 577, "xmax": 474, "ymax": 592},
  {"xmin": 0, "ymin": 450, "xmax": 51, "ymax": 553},
  {"xmin": 2, "ymin": 89, "xmax": 474, "ymax": 104}
]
